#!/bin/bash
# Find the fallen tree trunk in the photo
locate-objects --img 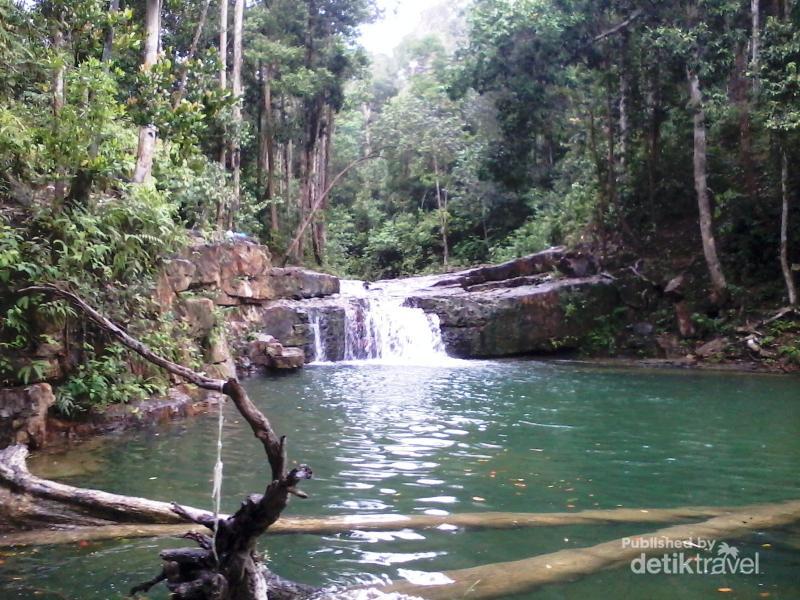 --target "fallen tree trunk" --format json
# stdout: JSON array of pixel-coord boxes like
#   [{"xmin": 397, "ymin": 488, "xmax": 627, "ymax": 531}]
[
  {"xmin": 0, "ymin": 493, "xmax": 744, "ymax": 547},
  {"xmin": 381, "ymin": 499, "xmax": 800, "ymax": 599},
  {"xmin": 0, "ymin": 444, "xmax": 205, "ymax": 530}
]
